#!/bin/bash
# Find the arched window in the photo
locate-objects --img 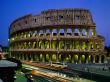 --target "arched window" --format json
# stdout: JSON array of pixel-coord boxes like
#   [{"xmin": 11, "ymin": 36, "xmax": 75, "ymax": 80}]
[
  {"xmin": 52, "ymin": 29, "xmax": 57, "ymax": 36},
  {"xmin": 82, "ymin": 29, "xmax": 86, "ymax": 36},
  {"xmin": 59, "ymin": 29, "xmax": 64, "ymax": 36},
  {"xmin": 46, "ymin": 29, "xmax": 50, "ymax": 36},
  {"xmin": 74, "ymin": 28, "xmax": 79, "ymax": 36},
  {"xmin": 67, "ymin": 28, "xmax": 72, "ymax": 36}
]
